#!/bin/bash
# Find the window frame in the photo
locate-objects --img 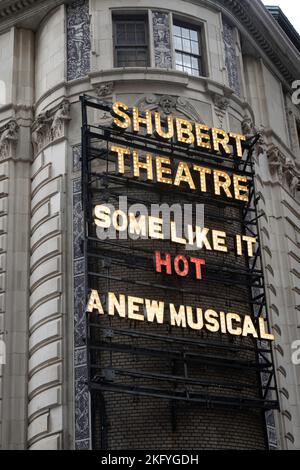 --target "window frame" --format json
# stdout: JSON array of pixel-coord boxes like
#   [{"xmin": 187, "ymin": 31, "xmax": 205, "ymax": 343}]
[
  {"xmin": 113, "ymin": 14, "xmax": 150, "ymax": 68},
  {"xmin": 172, "ymin": 17, "xmax": 206, "ymax": 77}
]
